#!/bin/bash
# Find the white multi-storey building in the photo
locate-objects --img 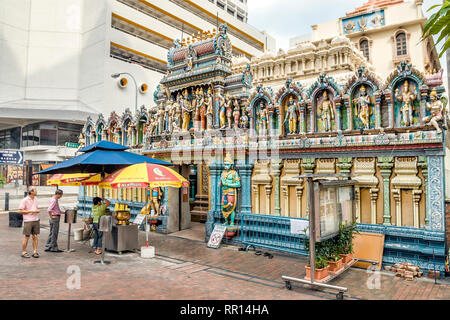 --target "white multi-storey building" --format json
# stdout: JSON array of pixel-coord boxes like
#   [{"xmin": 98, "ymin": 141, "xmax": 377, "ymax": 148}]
[{"xmin": 0, "ymin": 0, "xmax": 274, "ymax": 178}]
